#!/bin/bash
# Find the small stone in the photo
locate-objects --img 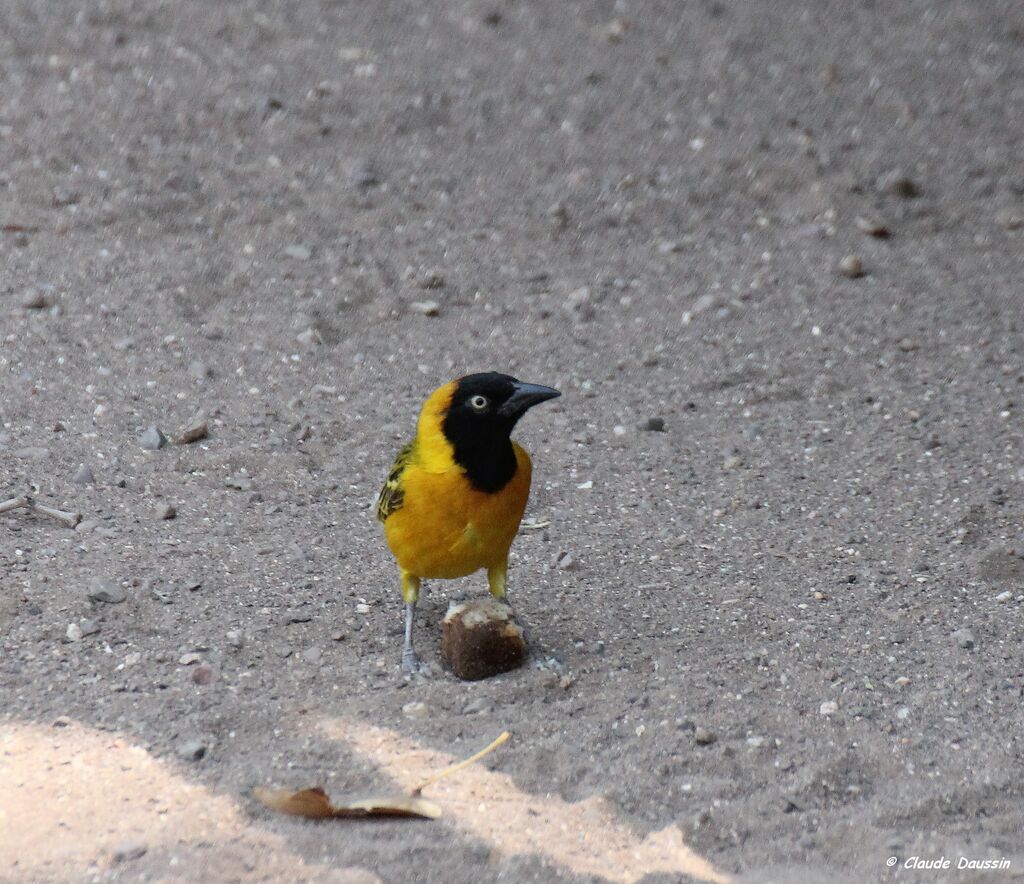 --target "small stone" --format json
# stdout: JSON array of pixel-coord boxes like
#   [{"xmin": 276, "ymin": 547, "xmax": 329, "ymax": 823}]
[
  {"xmin": 65, "ymin": 623, "xmax": 83, "ymax": 642},
  {"xmin": 157, "ymin": 503, "xmax": 176, "ymax": 520},
  {"xmin": 461, "ymin": 697, "xmax": 492, "ymax": 715},
  {"xmin": 995, "ymin": 590, "xmax": 1012, "ymax": 602},
  {"xmin": 694, "ymin": 727, "xmax": 717, "ymax": 745},
  {"xmin": 140, "ymin": 425, "xmax": 167, "ymax": 451},
  {"xmin": 441, "ymin": 599, "xmax": 526, "ymax": 681},
  {"xmin": 176, "ymin": 740, "xmax": 207, "ymax": 762},
  {"xmin": 71, "ymin": 464, "xmax": 95, "ymax": 485},
  {"xmin": 188, "ymin": 360, "xmax": 211, "ymax": 380},
  {"xmin": 20, "ymin": 288, "xmax": 48, "ymax": 309},
  {"xmin": 418, "ymin": 269, "xmax": 445, "ymax": 289},
  {"xmin": 952, "ymin": 628, "xmax": 976, "ymax": 649},
  {"xmin": 408, "ymin": 300, "xmax": 440, "ymax": 317},
  {"xmin": 111, "ymin": 843, "xmax": 147, "ymax": 864},
  {"xmin": 555, "ymin": 552, "xmax": 577, "ymax": 570},
  {"xmin": 855, "ymin": 216, "xmax": 890, "ymax": 237},
  {"xmin": 642, "ymin": 417, "xmax": 665, "ymax": 432},
  {"xmin": 176, "ymin": 414, "xmax": 208, "ymax": 445},
  {"xmin": 284, "ymin": 244, "xmax": 312, "ymax": 260},
  {"xmin": 819, "ymin": 700, "xmax": 839, "ymax": 715},
  {"xmin": 402, "ymin": 701, "xmax": 429, "ymax": 719},
  {"xmin": 226, "ymin": 630, "xmax": 244, "ymax": 649},
  {"xmin": 191, "ymin": 666, "xmax": 215, "ymax": 685},
  {"xmin": 350, "ymin": 159, "xmax": 380, "ymax": 187},
  {"xmin": 837, "ymin": 255, "xmax": 864, "ymax": 278},
  {"xmin": 301, "ymin": 646, "xmax": 322, "ymax": 664},
  {"xmin": 88, "ymin": 578, "xmax": 126, "ymax": 604},
  {"xmin": 877, "ymin": 169, "xmax": 919, "ymax": 198}
]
